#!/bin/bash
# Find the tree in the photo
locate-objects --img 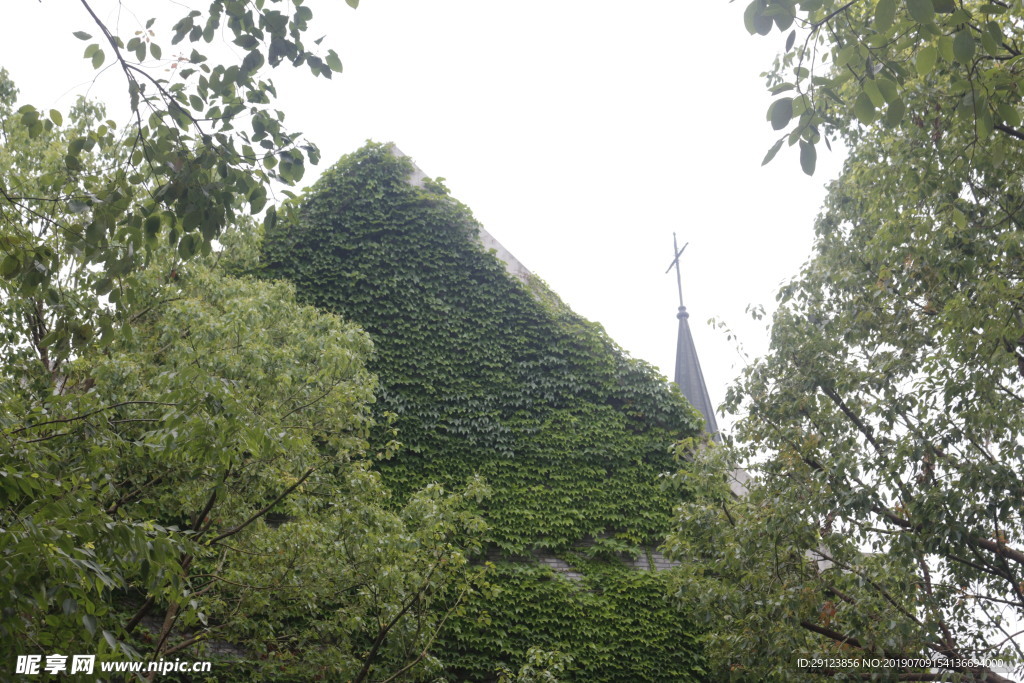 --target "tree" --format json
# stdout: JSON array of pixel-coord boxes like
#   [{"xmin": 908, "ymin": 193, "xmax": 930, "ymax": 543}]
[
  {"xmin": 750, "ymin": 0, "xmax": 1024, "ymax": 175},
  {"xmin": 1, "ymin": 7, "xmax": 492, "ymax": 677},
  {"xmin": 3, "ymin": 206, "xmax": 489, "ymax": 677},
  {"xmin": 1, "ymin": 0, "xmax": 347, "ymax": 369},
  {"xmin": 666, "ymin": 1, "xmax": 1024, "ymax": 680}
]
